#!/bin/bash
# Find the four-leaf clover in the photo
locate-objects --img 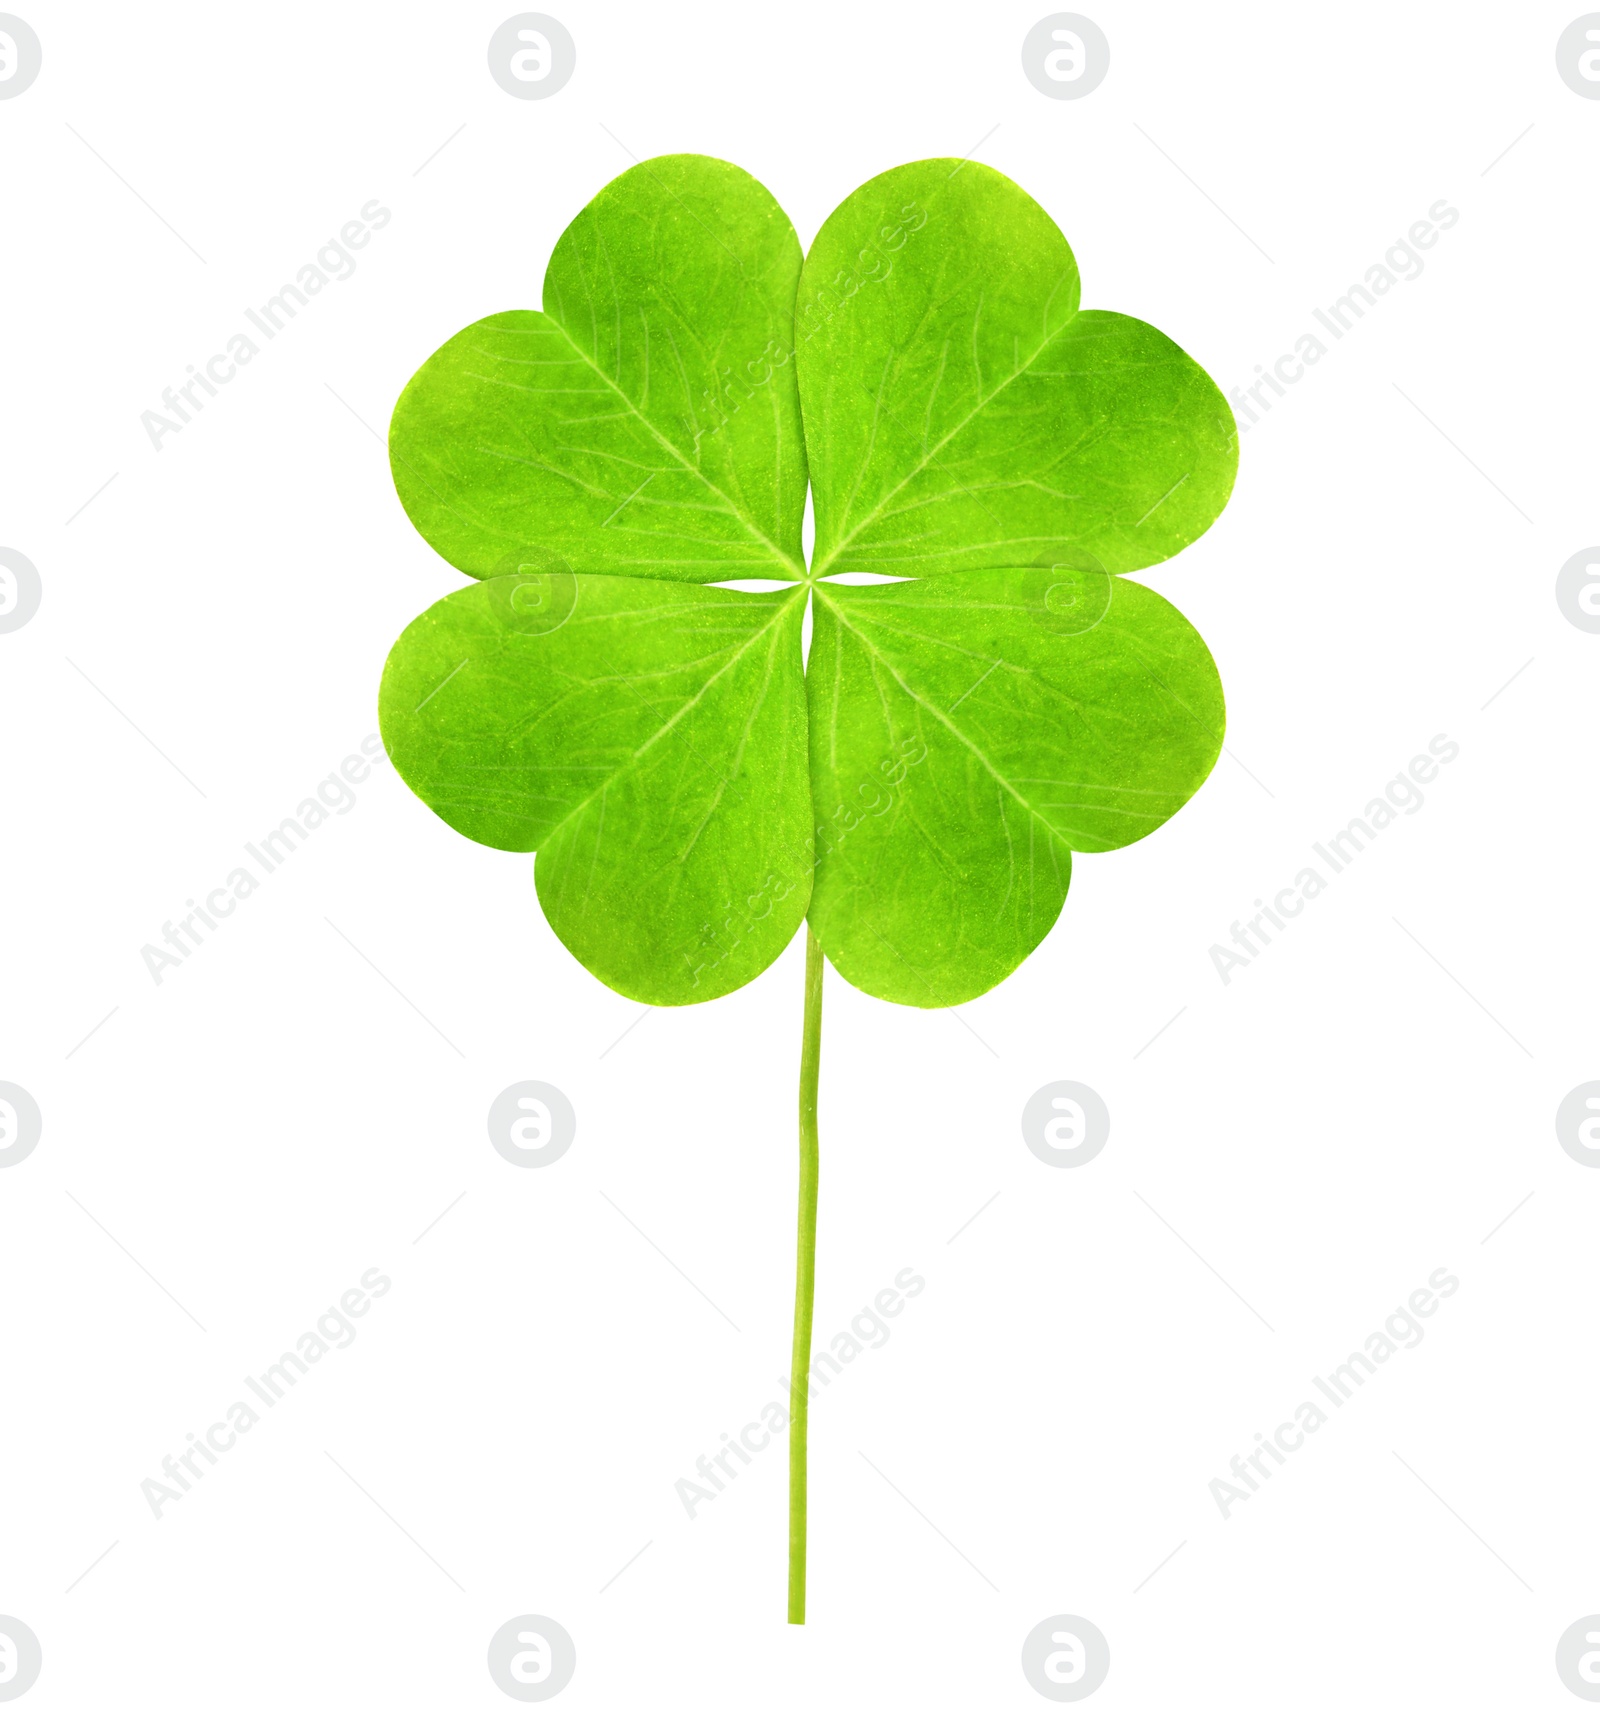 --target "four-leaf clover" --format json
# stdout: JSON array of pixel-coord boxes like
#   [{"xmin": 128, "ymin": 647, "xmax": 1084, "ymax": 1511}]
[{"xmin": 377, "ymin": 153, "xmax": 1236, "ymax": 1620}]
